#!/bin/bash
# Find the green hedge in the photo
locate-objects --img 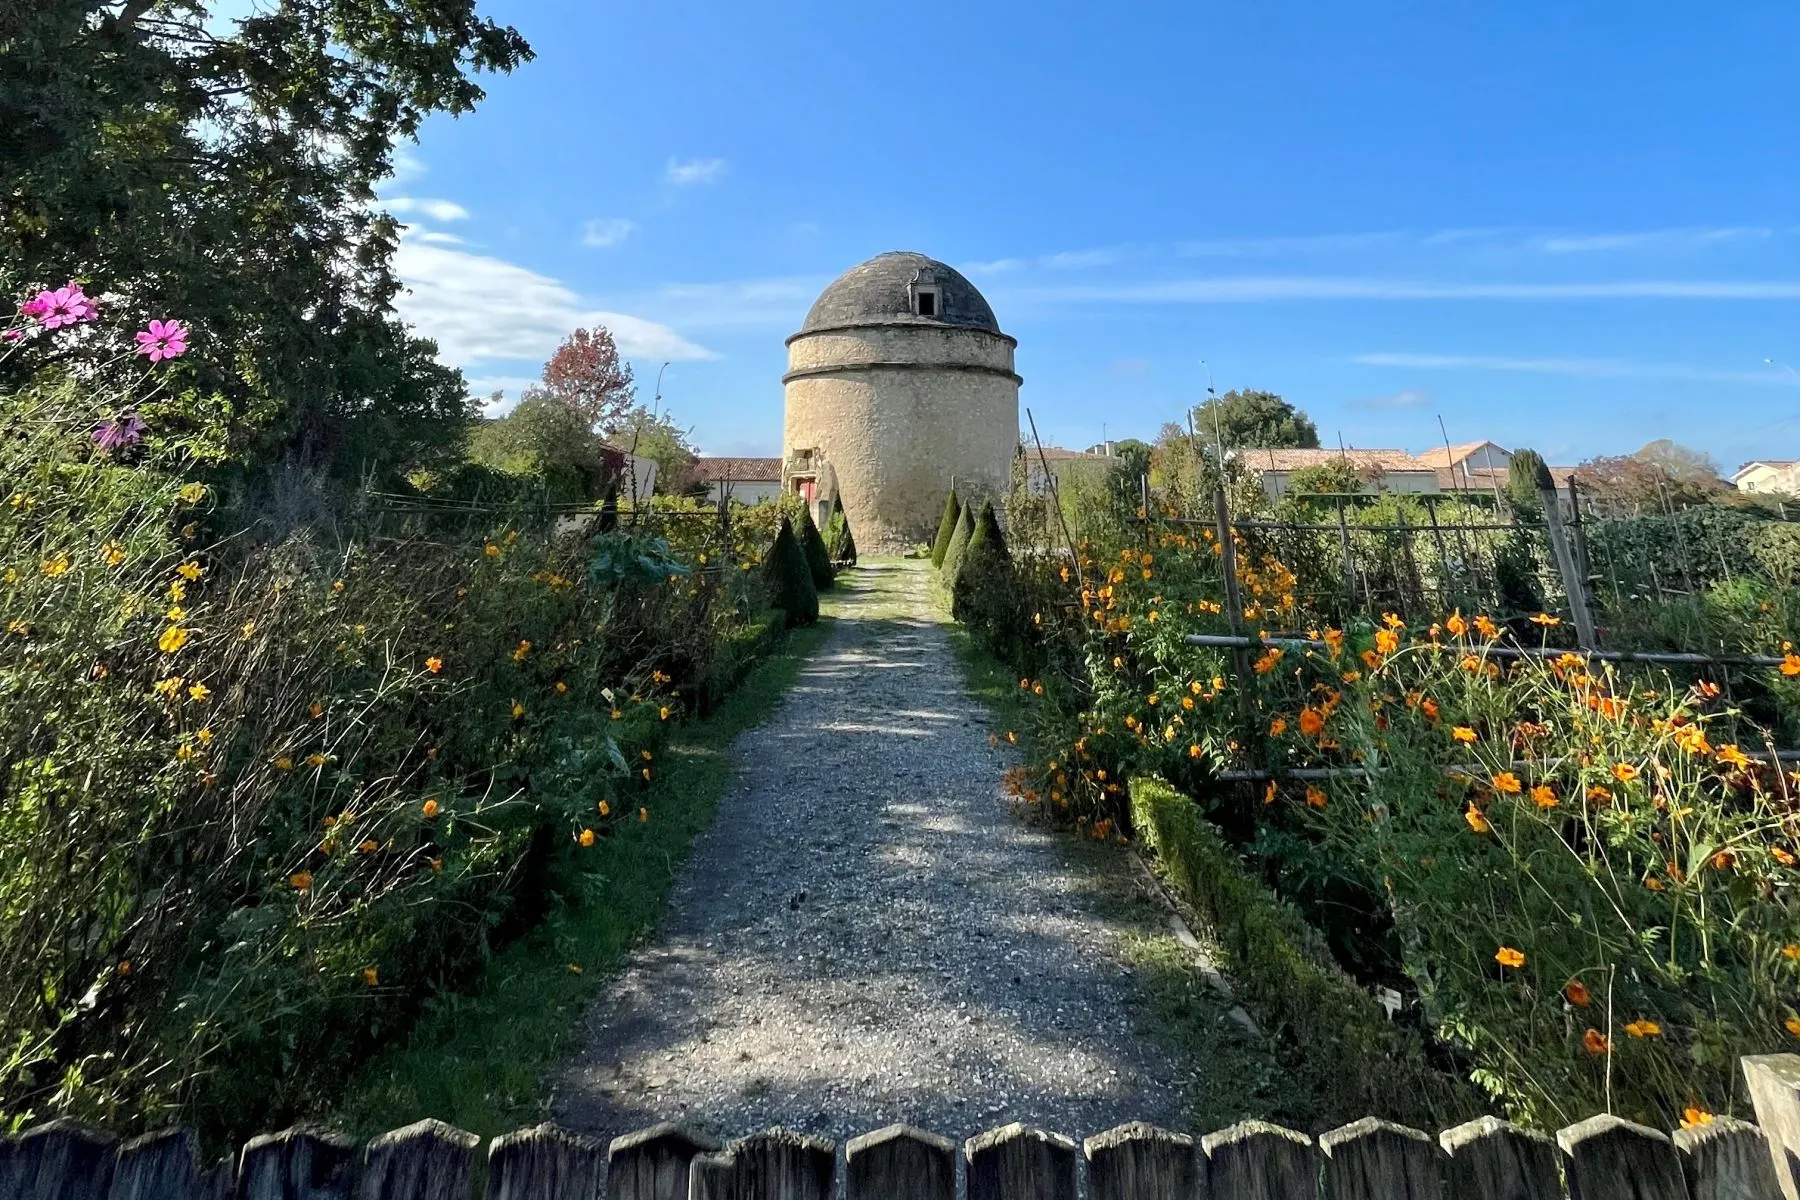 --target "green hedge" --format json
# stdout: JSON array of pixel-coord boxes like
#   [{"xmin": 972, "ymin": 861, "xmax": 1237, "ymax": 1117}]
[{"xmin": 1129, "ymin": 775, "xmax": 1480, "ymax": 1128}]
